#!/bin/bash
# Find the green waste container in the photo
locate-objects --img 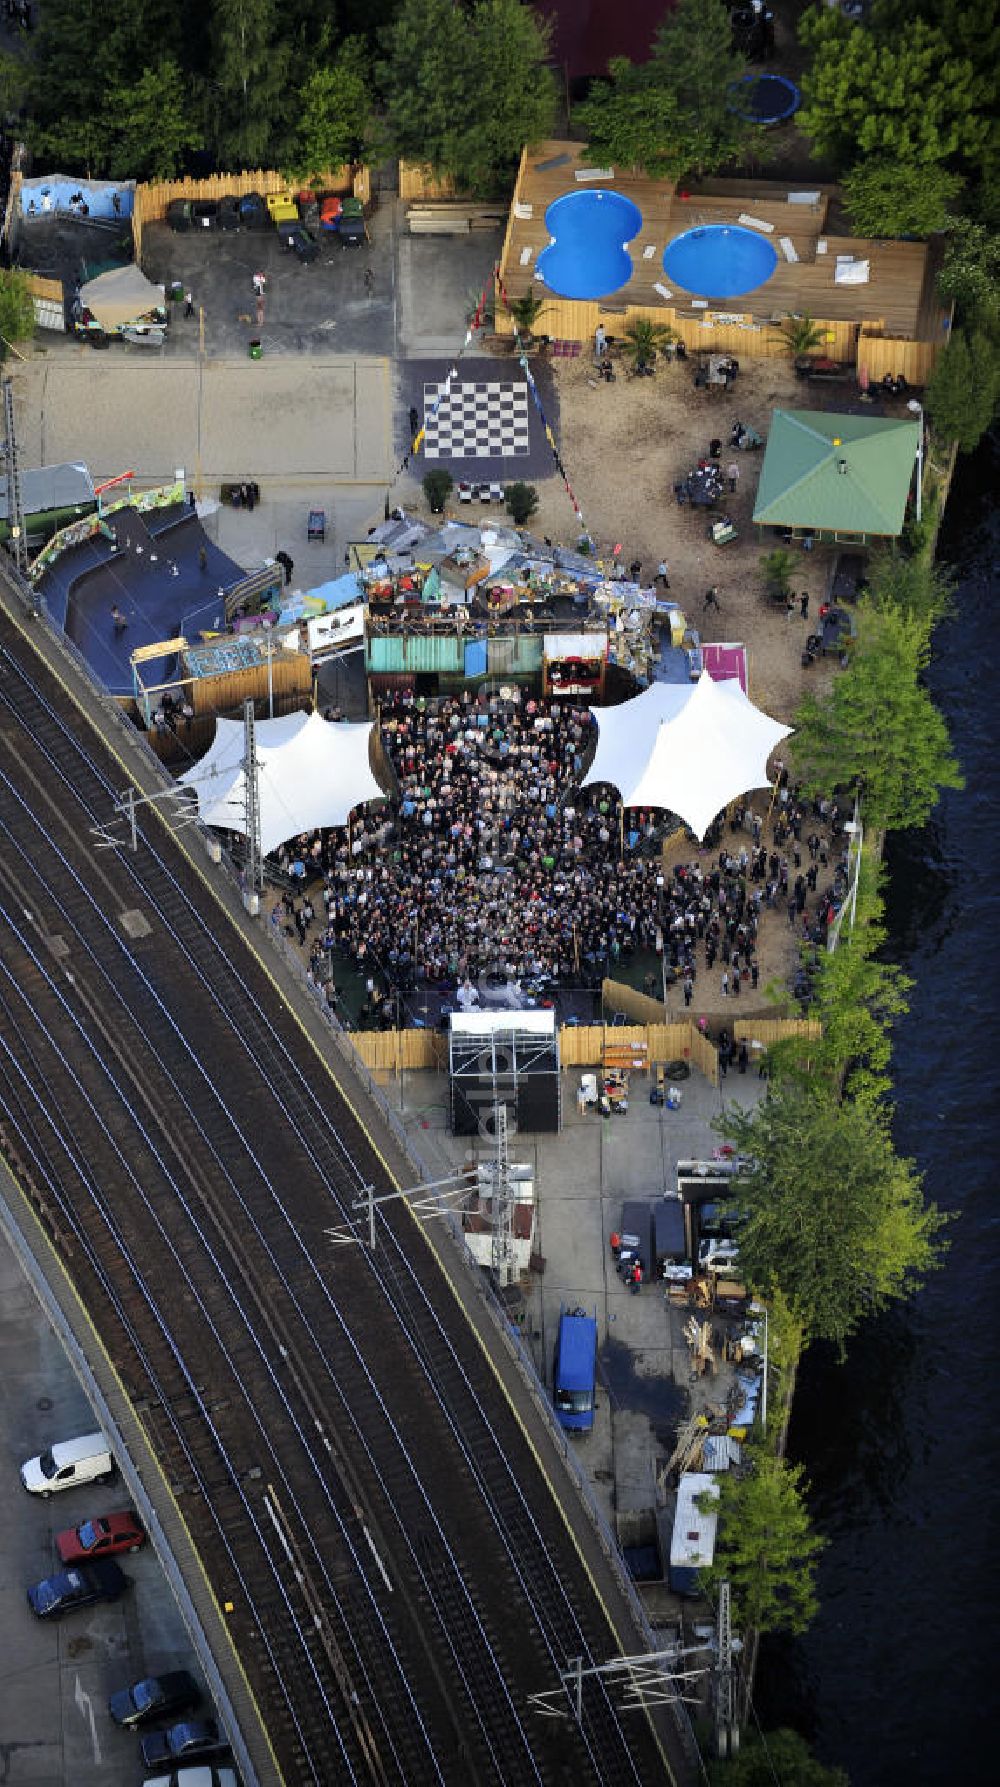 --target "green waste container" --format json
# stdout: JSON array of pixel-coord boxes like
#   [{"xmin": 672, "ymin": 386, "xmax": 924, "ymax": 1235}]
[
  {"xmin": 169, "ymin": 280, "xmax": 184, "ymax": 303},
  {"xmin": 249, "ymin": 339, "xmax": 263, "ymax": 360}
]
